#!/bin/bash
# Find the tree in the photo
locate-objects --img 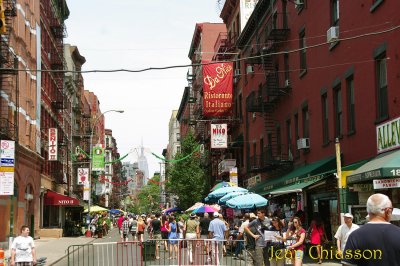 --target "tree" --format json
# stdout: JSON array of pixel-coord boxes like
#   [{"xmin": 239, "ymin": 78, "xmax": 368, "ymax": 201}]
[
  {"xmin": 129, "ymin": 173, "xmax": 162, "ymax": 214},
  {"xmin": 166, "ymin": 132, "xmax": 206, "ymax": 210}
]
